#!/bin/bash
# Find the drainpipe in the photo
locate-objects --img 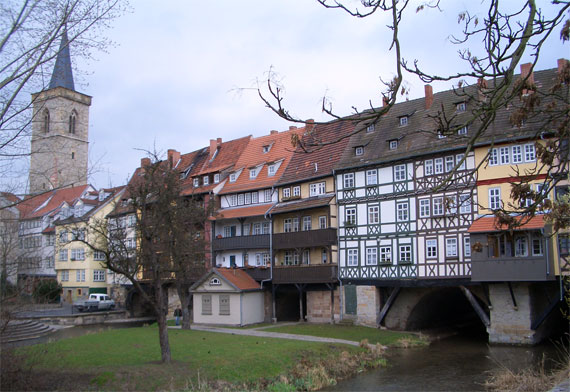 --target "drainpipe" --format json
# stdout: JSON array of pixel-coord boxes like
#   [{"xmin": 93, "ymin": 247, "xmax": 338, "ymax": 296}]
[
  {"xmin": 261, "ymin": 187, "xmax": 276, "ymax": 289},
  {"xmin": 541, "ymin": 228, "xmax": 550, "ymax": 276},
  {"xmin": 333, "ymin": 168, "xmax": 344, "ymax": 321}
]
